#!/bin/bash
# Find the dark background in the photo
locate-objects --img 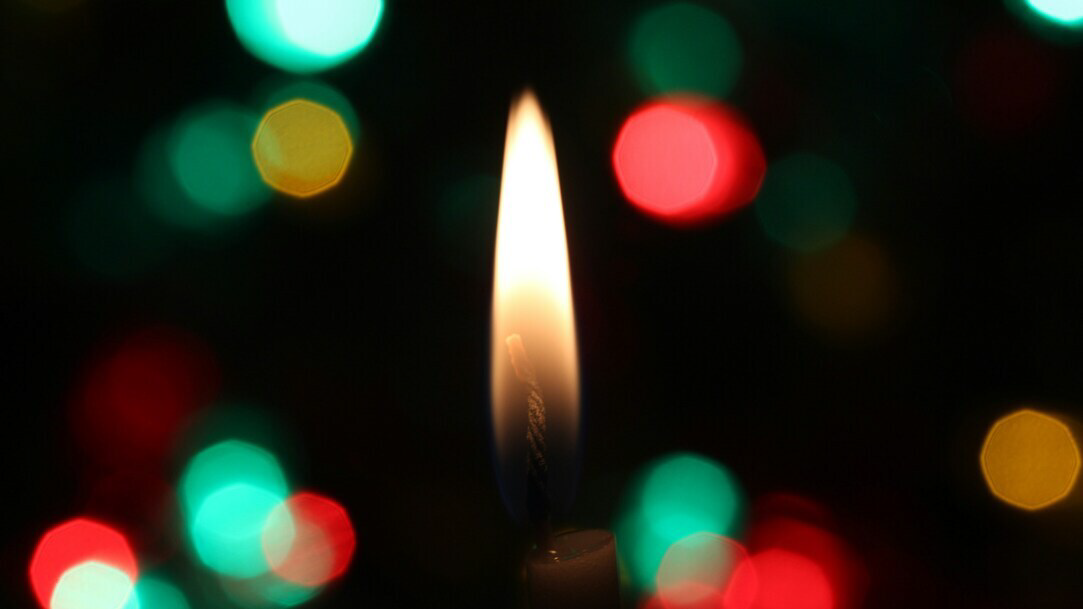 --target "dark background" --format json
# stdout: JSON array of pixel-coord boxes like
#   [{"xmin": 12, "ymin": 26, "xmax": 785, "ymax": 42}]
[{"xmin": 4, "ymin": 0, "xmax": 1083, "ymax": 607}]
